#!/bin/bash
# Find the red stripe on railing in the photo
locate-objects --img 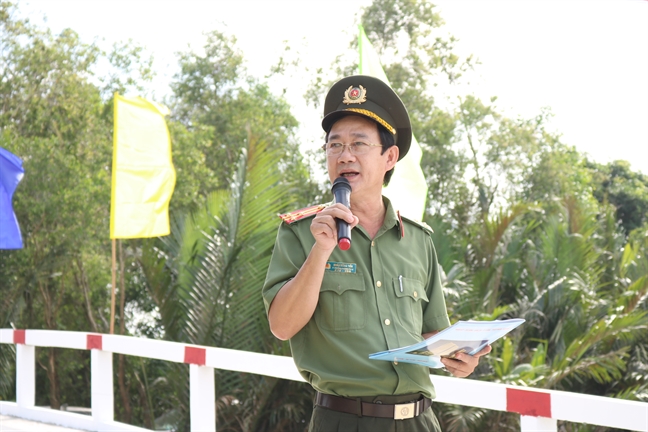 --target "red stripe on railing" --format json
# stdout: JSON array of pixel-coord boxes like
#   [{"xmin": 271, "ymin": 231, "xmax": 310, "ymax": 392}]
[
  {"xmin": 87, "ymin": 334, "xmax": 102, "ymax": 350},
  {"xmin": 13, "ymin": 330, "xmax": 25, "ymax": 344},
  {"xmin": 506, "ymin": 388, "xmax": 552, "ymax": 417},
  {"xmin": 184, "ymin": 346, "xmax": 206, "ymax": 365}
]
